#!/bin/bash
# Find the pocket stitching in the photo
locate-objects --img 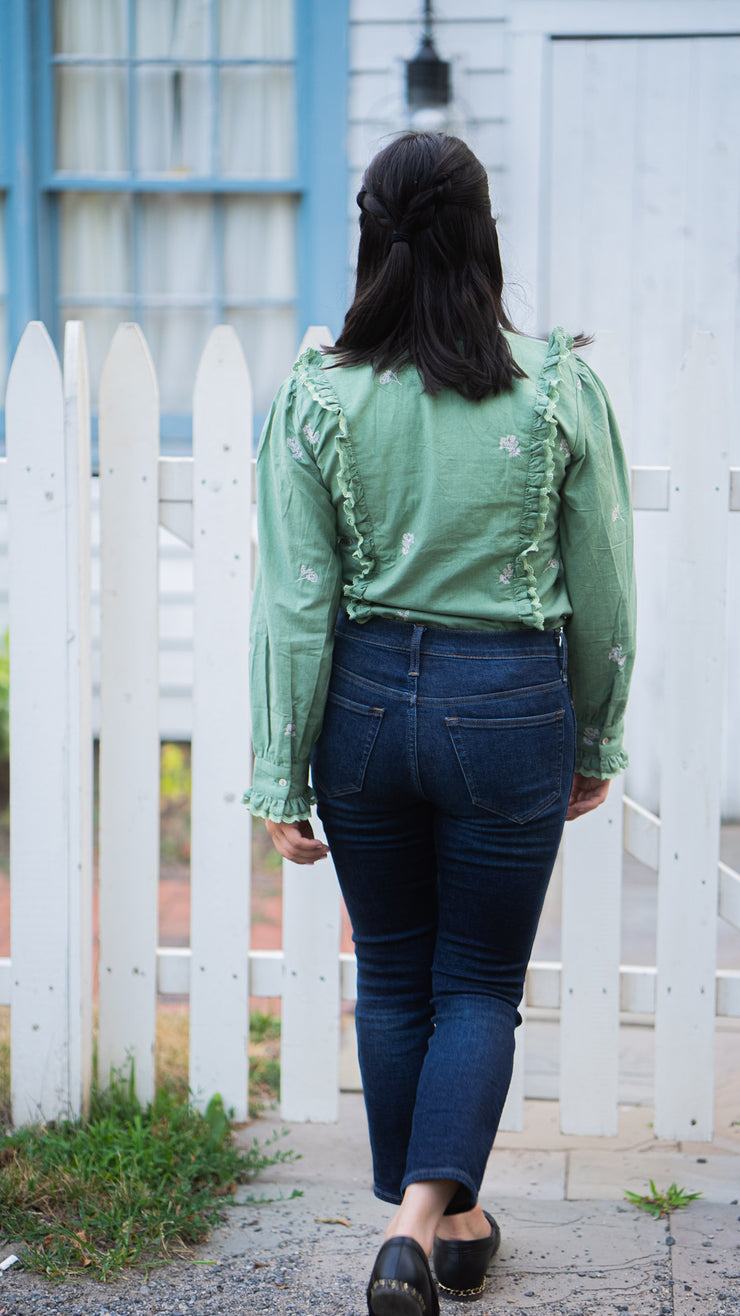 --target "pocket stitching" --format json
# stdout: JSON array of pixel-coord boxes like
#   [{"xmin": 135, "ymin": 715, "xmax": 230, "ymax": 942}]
[
  {"xmin": 446, "ymin": 713, "xmax": 564, "ymax": 824},
  {"xmin": 312, "ymin": 700, "xmax": 385, "ymax": 798}
]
